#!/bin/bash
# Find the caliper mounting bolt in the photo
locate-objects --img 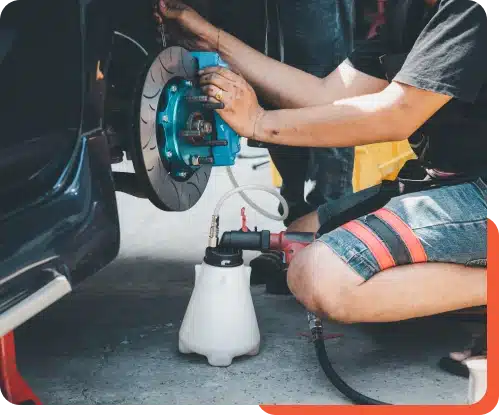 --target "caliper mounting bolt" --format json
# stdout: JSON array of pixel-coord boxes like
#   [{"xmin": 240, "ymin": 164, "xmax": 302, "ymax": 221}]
[{"xmin": 191, "ymin": 156, "xmax": 214, "ymax": 166}]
